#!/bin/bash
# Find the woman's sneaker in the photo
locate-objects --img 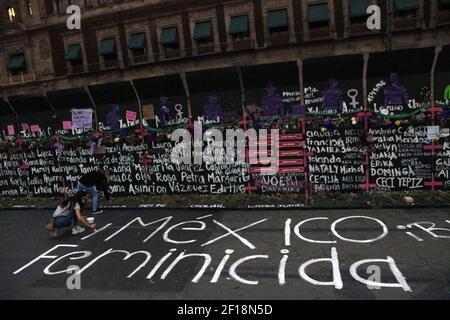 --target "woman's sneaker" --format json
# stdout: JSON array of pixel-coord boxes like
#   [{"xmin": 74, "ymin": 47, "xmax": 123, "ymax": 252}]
[
  {"xmin": 49, "ymin": 230, "xmax": 58, "ymax": 239},
  {"xmin": 45, "ymin": 222, "xmax": 54, "ymax": 231},
  {"xmin": 72, "ymin": 226, "xmax": 85, "ymax": 235},
  {"xmin": 92, "ymin": 210, "xmax": 103, "ymax": 215}
]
